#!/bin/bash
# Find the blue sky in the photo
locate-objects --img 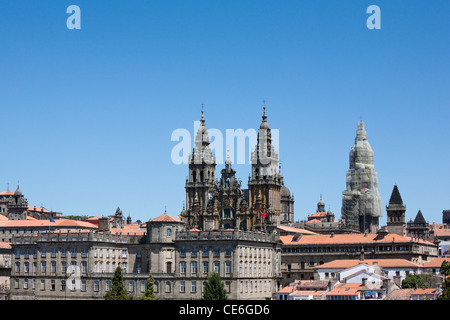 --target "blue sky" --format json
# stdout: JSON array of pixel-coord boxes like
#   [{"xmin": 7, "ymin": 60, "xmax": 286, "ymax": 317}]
[{"xmin": 0, "ymin": 0, "xmax": 449, "ymax": 226}]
